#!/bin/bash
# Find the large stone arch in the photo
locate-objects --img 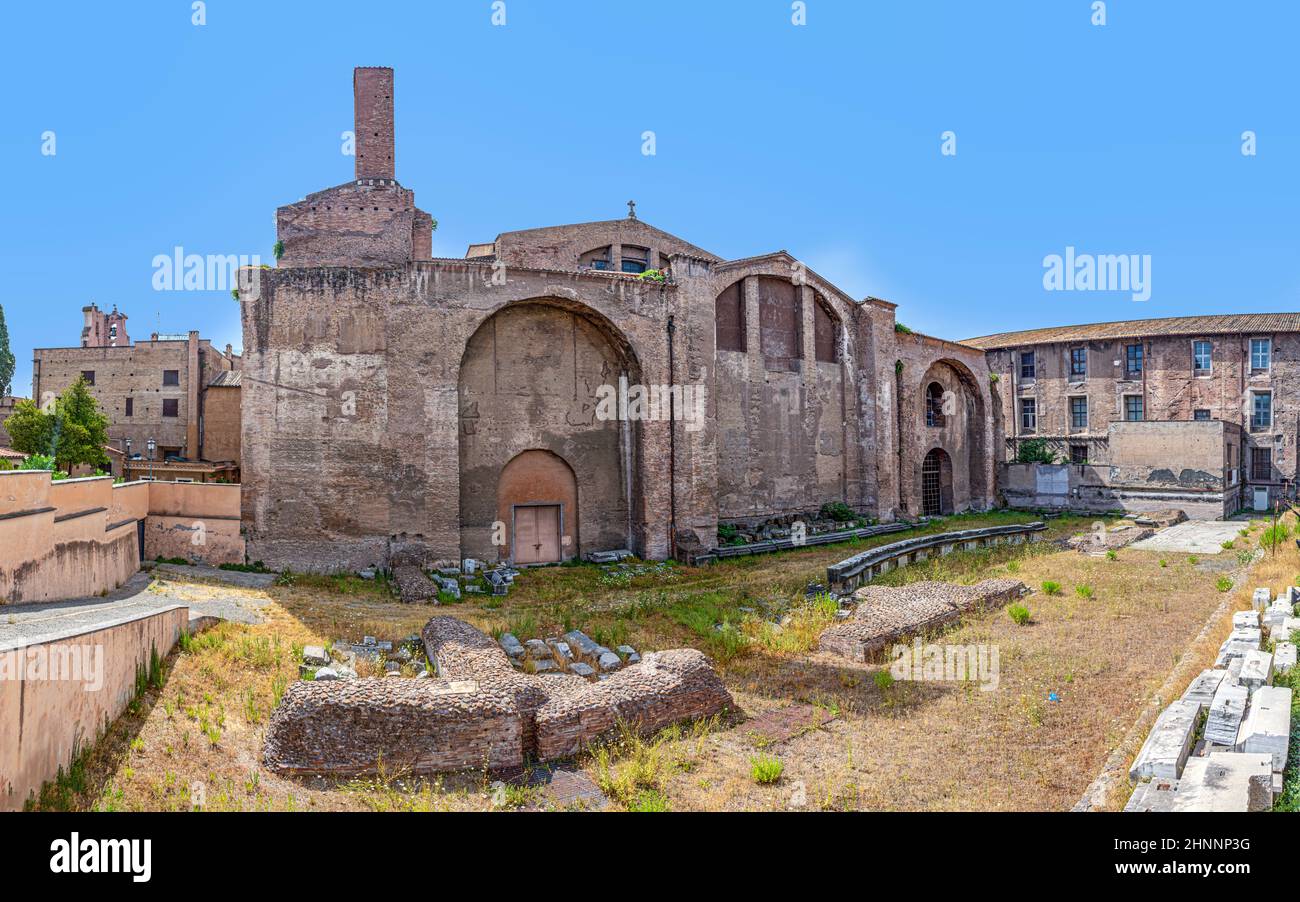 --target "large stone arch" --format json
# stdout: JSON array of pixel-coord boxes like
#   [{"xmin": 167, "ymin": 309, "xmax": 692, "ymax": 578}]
[
  {"xmin": 457, "ymin": 298, "xmax": 644, "ymax": 563},
  {"xmin": 902, "ymin": 357, "xmax": 990, "ymax": 516}
]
